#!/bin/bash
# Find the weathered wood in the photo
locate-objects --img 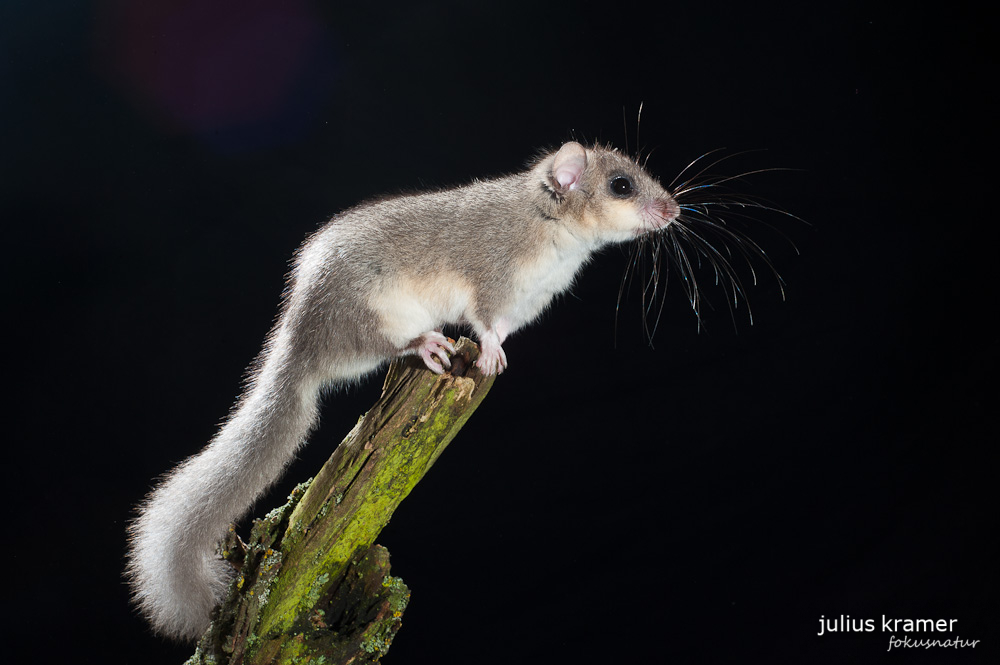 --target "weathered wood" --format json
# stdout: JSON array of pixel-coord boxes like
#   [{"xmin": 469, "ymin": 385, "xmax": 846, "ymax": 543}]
[{"xmin": 186, "ymin": 337, "xmax": 495, "ymax": 664}]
